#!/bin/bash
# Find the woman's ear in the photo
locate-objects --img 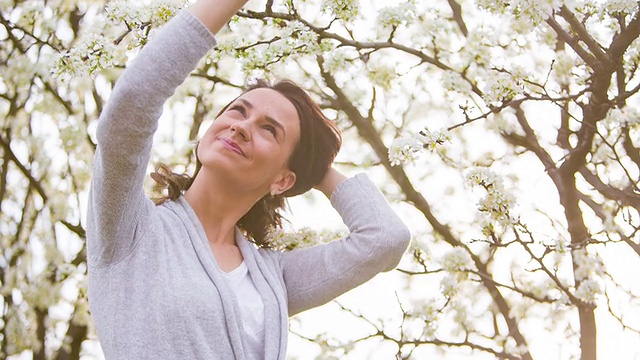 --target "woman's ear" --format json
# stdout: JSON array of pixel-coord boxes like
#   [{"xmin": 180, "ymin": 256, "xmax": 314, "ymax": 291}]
[{"xmin": 270, "ymin": 170, "xmax": 296, "ymax": 196}]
